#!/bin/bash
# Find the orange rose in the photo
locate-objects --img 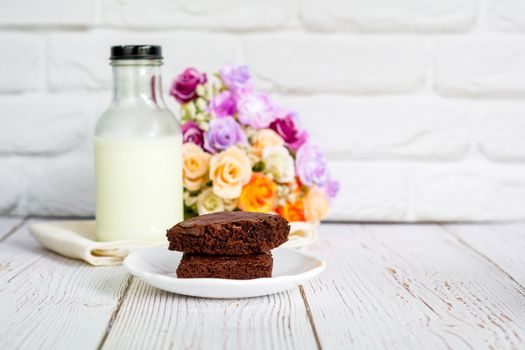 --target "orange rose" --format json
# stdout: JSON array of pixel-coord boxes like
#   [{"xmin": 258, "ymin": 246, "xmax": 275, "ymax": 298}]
[
  {"xmin": 289, "ymin": 176, "xmax": 303, "ymax": 197},
  {"xmin": 276, "ymin": 199, "xmax": 306, "ymax": 222},
  {"xmin": 238, "ymin": 173, "xmax": 277, "ymax": 213},
  {"xmin": 303, "ymin": 186, "xmax": 330, "ymax": 223}
]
